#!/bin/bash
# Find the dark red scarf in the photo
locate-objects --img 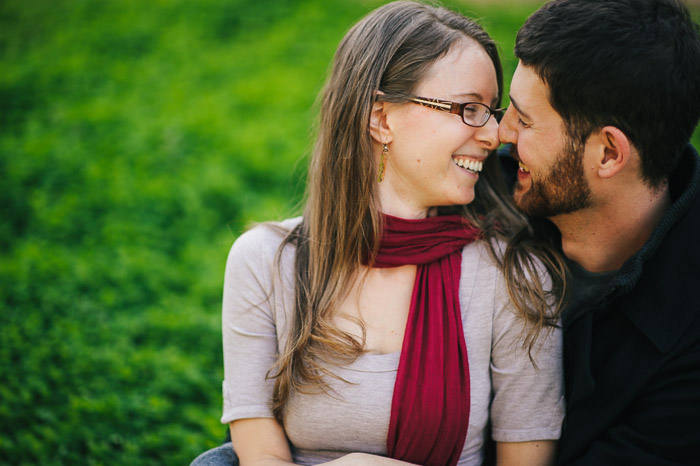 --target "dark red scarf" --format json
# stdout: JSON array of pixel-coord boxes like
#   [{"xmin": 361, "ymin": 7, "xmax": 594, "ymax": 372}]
[{"xmin": 373, "ymin": 214, "xmax": 480, "ymax": 466}]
